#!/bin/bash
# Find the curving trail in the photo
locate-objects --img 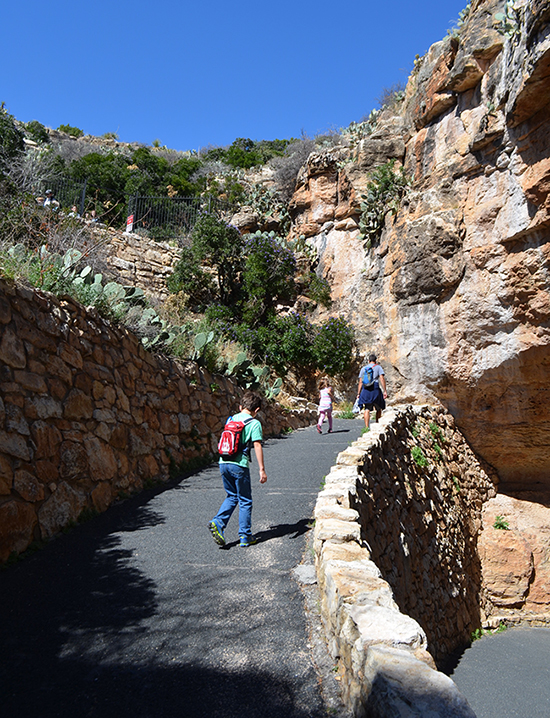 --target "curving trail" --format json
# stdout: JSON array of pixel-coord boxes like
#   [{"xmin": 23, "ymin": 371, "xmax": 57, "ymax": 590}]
[
  {"xmin": 450, "ymin": 627, "xmax": 550, "ymax": 718},
  {"xmin": 0, "ymin": 419, "xmax": 364, "ymax": 718}
]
